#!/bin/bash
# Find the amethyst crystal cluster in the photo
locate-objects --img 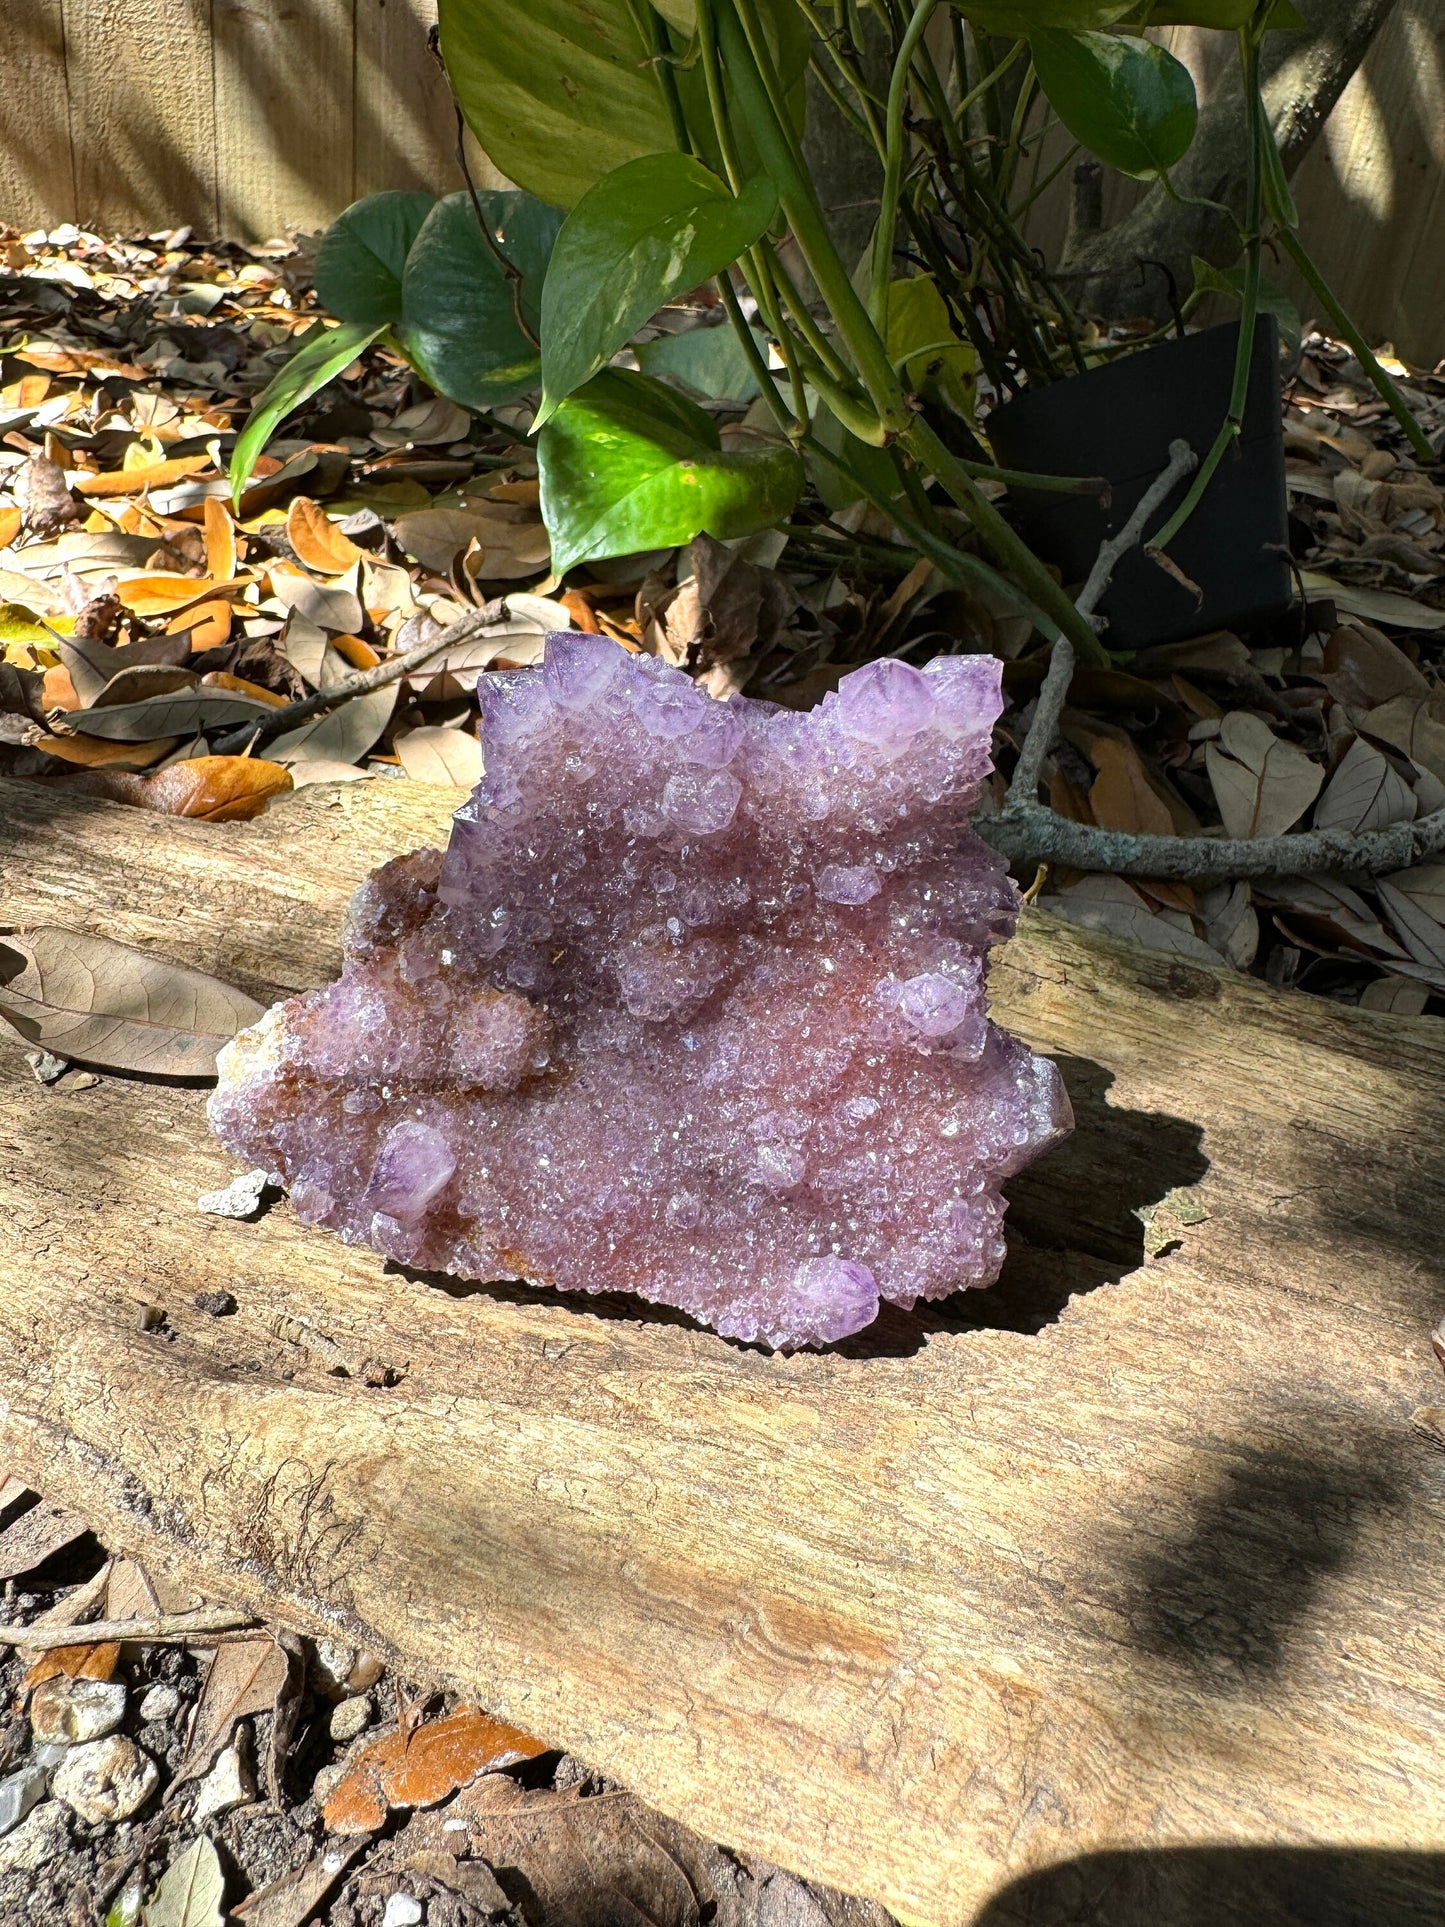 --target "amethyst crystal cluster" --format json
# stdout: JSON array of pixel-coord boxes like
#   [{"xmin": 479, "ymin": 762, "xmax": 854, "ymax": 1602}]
[{"xmin": 210, "ymin": 636, "xmax": 1070, "ymax": 1348}]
